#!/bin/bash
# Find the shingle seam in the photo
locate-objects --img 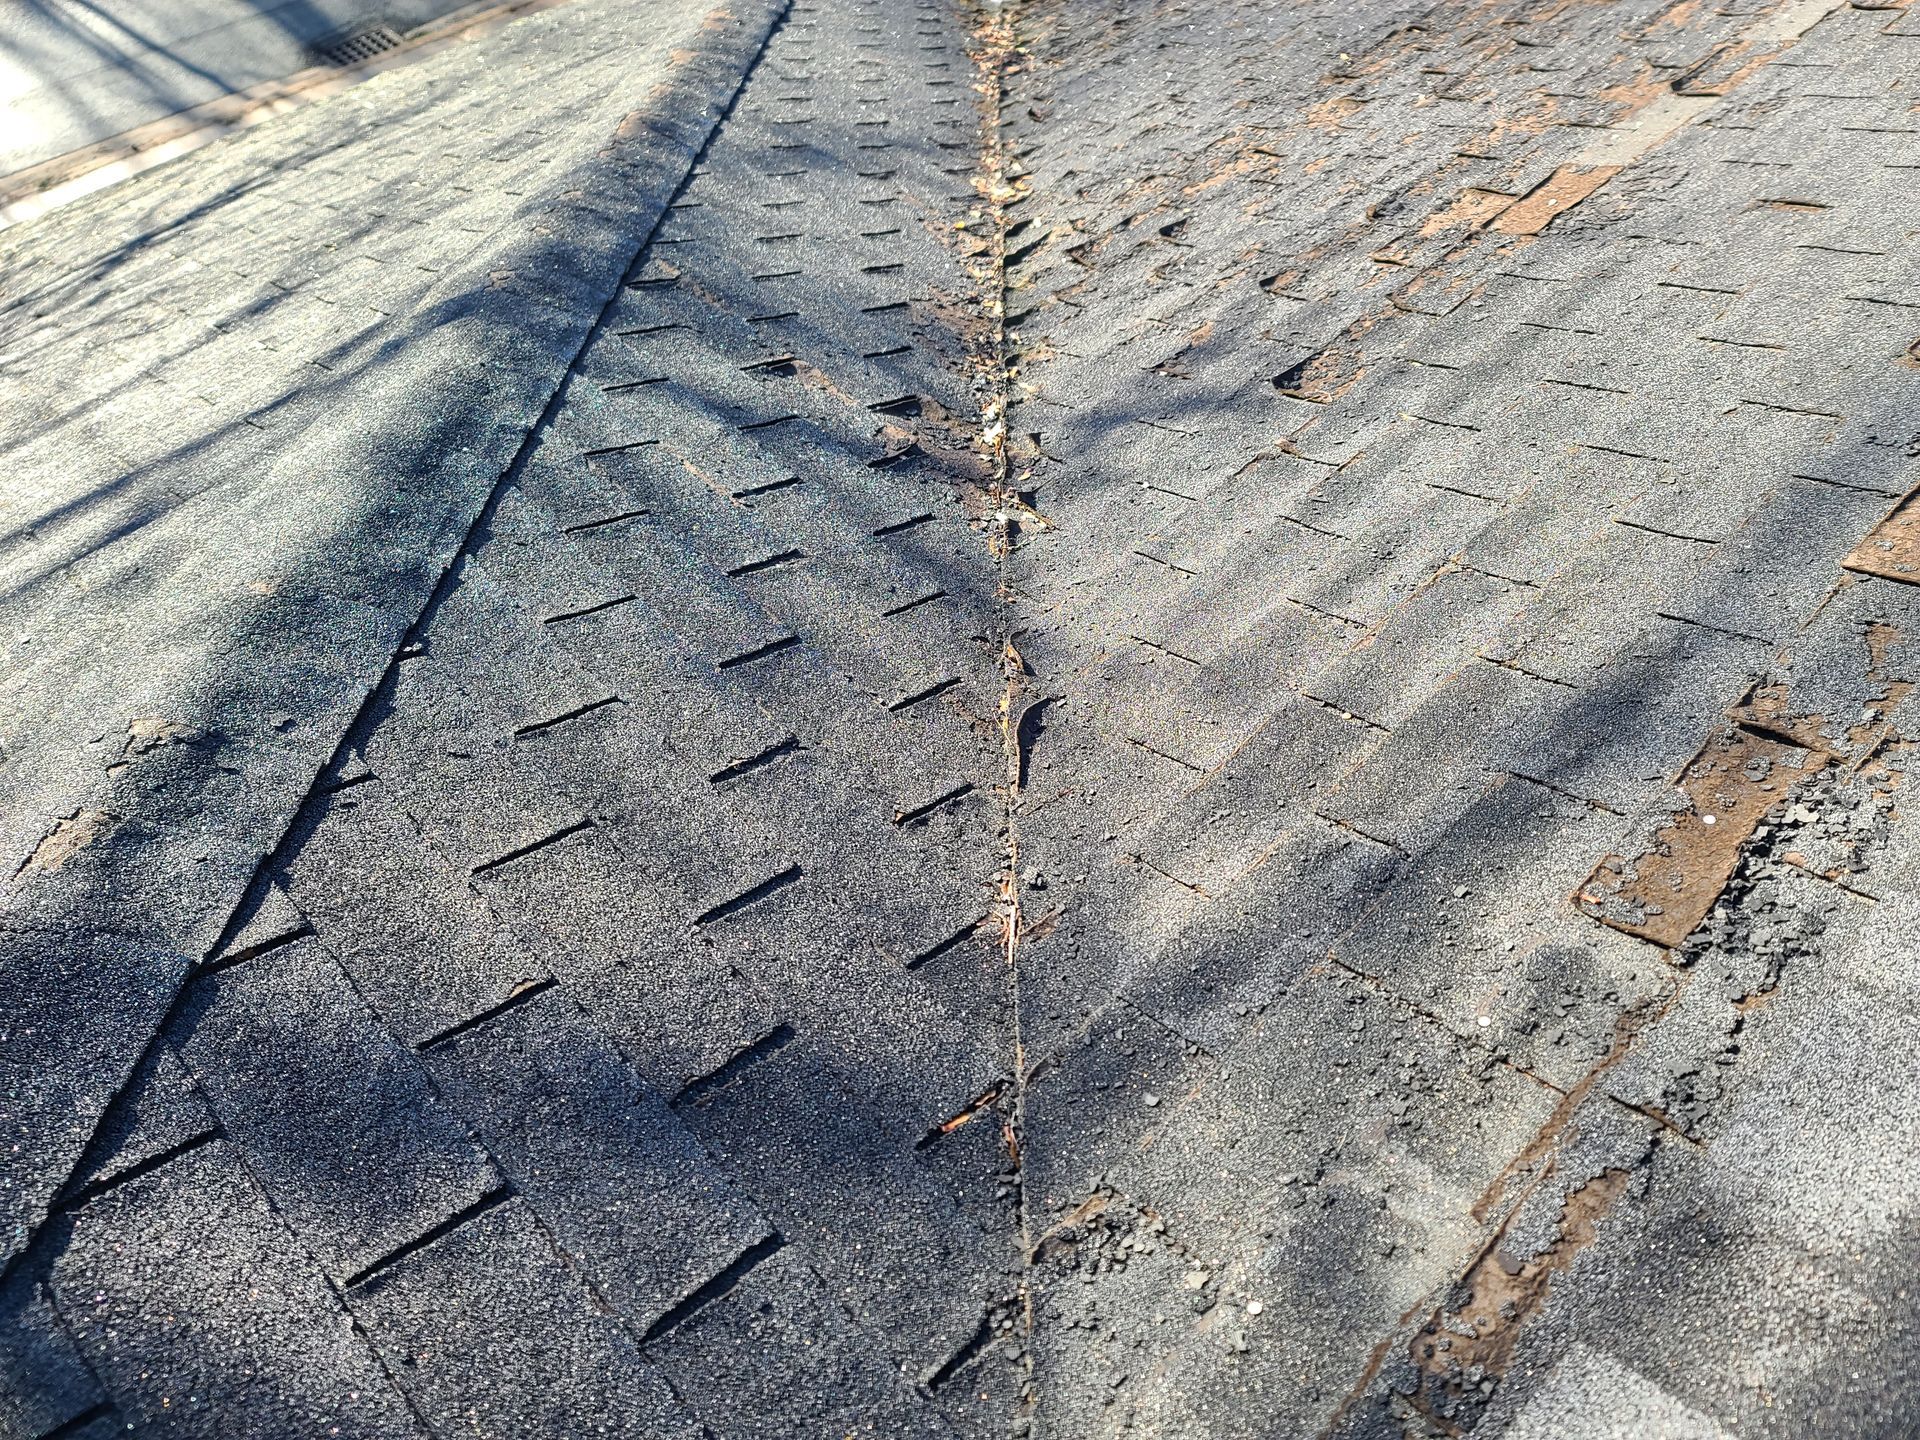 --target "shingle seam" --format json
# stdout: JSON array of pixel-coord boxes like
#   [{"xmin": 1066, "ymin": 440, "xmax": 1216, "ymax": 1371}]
[{"xmin": 968, "ymin": 0, "xmax": 1040, "ymax": 1428}]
